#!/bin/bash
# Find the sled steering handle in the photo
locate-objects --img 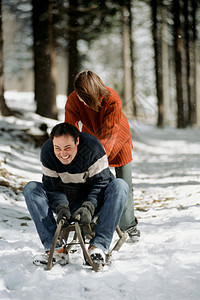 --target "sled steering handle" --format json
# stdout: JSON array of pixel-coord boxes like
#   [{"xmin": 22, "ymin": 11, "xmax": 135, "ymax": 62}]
[{"xmin": 60, "ymin": 217, "xmax": 66, "ymax": 226}]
